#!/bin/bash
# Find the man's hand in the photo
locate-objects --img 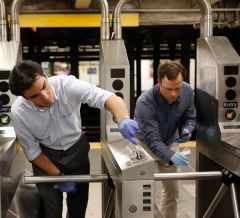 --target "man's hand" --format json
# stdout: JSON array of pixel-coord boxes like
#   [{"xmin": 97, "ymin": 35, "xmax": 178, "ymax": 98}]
[
  {"xmin": 170, "ymin": 151, "xmax": 189, "ymax": 165},
  {"xmin": 118, "ymin": 118, "xmax": 139, "ymax": 145},
  {"xmin": 175, "ymin": 128, "xmax": 192, "ymax": 143},
  {"xmin": 57, "ymin": 183, "xmax": 77, "ymax": 193}
]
